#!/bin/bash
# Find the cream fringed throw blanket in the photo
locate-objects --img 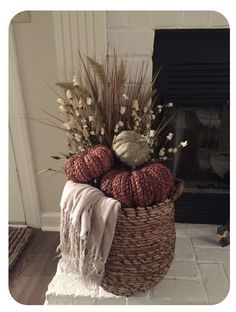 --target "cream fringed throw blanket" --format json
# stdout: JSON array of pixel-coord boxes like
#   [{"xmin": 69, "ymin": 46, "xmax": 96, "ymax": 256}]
[{"xmin": 57, "ymin": 180, "xmax": 120, "ymax": 286}]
